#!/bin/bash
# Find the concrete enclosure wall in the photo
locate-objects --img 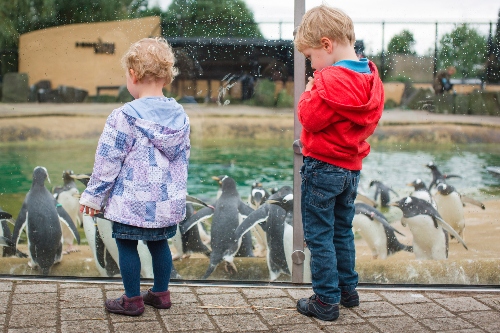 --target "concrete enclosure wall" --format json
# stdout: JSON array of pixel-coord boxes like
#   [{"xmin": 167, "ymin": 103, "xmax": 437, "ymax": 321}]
[{"xmin": 19, "ymin": 17, "xmax": 161, "ymax": 95}]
